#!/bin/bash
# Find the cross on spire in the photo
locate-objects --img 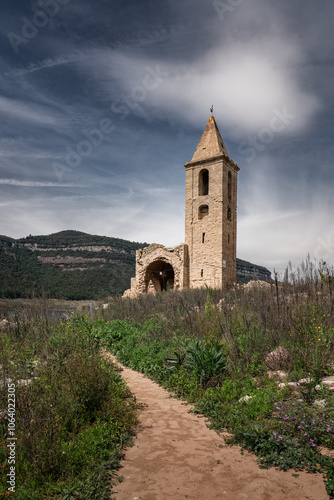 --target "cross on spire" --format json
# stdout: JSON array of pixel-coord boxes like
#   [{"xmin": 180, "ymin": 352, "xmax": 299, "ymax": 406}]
[{"xmin": 210, "ymin": 105, "xmax": 214, "ymax": 115}]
